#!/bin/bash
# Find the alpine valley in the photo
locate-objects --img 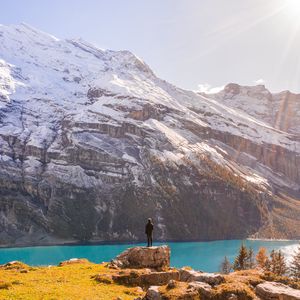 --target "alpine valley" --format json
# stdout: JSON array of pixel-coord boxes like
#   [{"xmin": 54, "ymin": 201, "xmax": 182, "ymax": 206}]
[{"xmin": 0, "ymin": 23, "xmax": 300, "ymax": 247}]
